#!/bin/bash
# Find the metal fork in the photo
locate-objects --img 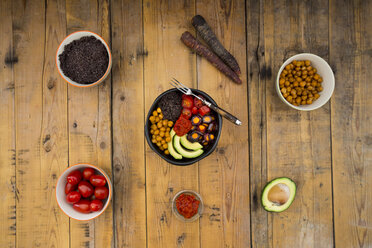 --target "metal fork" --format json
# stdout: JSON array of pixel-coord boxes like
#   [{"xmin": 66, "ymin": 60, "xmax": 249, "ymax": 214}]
[{"xmin": 170, "ymin": 78, "xmax": 242, "ymax": 126}]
